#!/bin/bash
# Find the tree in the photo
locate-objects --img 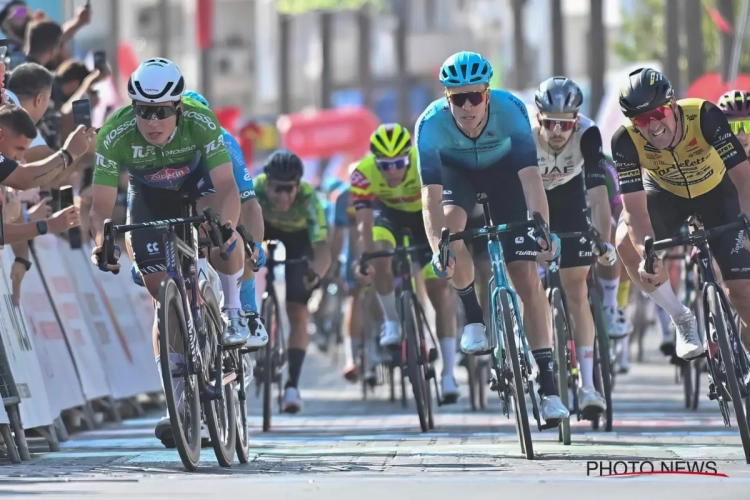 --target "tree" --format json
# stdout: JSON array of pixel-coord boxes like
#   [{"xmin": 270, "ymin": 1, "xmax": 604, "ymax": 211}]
[{"xmin": 614, "ymin": 0, "xmax": 750, "ymax": 83}]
